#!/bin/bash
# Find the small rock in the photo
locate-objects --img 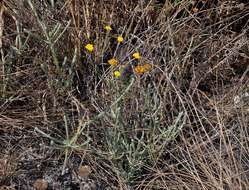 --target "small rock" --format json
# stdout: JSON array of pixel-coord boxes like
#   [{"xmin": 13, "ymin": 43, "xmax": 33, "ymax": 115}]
[
  {"xmin": 33, "ymin": 179, "xmax": 48, "ymax": 190},
  {"xmin": 78, "ymin": 165, "xmax": 92, "ymax": 178},
  {"xmin": 238, "ymin": 3, "xmax": 245, "ymax": 10}
]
